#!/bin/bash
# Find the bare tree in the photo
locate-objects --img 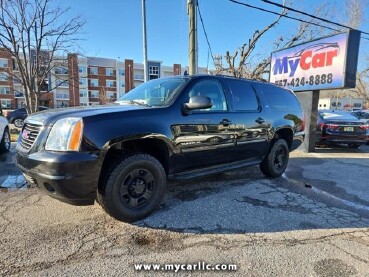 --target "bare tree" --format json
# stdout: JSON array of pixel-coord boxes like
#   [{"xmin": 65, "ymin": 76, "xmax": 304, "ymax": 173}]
[
  {"xmin": 0, "ymin": 0, "xmax": 85, "ymax": 114},
  {"xmin": 215, "ymin": 1, "xmax": 334, "ymax": 80}
]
